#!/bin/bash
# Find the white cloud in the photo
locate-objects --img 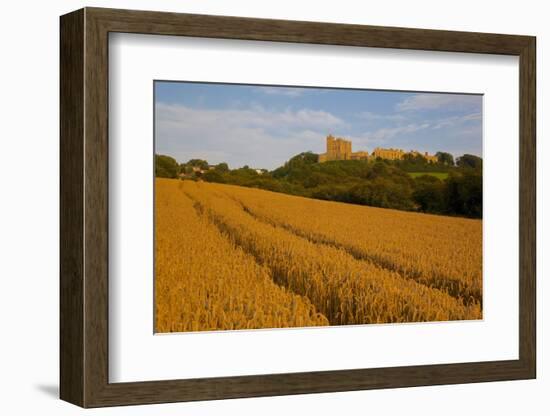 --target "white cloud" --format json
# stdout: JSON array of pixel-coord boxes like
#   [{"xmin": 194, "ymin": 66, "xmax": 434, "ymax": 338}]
[
  {"xmin": 396, "ymin": 93, "xmax": 481, "ymax": 112},
  {"xmin": 431, "ymin": 112, "xmax": 482, "ymax": 129},
  {"xmin": 358, "ymin": 111, "xmax": 407, "ymax": 122},
  {"xmin": 363, "ymin": 123, "xmax": 431, "ymax": 142},
  {"xmin": 155, "ymin": 103, "xmax": 340, "ymax": 169},
  {"xmin": 157, "ymin": 103, "xmax": 344, "ymax": 130},
  {"xmin": 253, "ymin": 87, "xmax": 307, "ymax": 97},
  {"xmin": 355, "ymin": 112, "xmax": 481, "ymax": 148}
]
